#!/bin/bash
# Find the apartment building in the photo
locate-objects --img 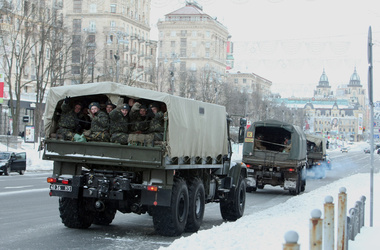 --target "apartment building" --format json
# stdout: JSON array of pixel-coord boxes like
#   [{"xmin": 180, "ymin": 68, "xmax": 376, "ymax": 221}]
[
  {"xmin": 62, "ymin": 0, "xmax": 157, "ymax": 87},
  {"xmin": 157, "ymin": 1, "xmax": 229, "ymax": 97}
]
